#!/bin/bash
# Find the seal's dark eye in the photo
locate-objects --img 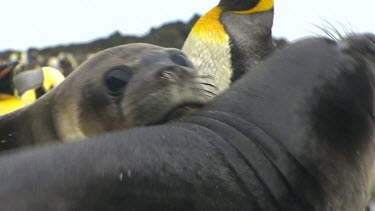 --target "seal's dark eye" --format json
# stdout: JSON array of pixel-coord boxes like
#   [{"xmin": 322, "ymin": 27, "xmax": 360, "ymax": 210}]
[
  {"xmin": 106, "ymin": 67, "xmax": 133, "ymax": 96},
  {"xmin": 170, "ymin": 53, "xmax": 193, "ymax": 68}
]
